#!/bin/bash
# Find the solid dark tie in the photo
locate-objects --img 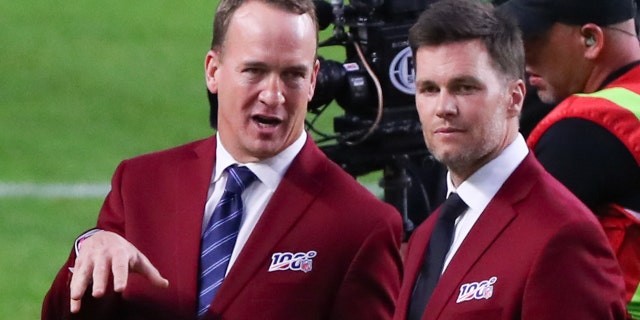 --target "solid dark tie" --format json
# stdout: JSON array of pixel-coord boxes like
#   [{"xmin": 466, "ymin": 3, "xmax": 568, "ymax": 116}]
[
  {"xmin": 197, "ymin": 165, "xmax": 257, "ymax": 318},
  {"xmin": 407, "ymin": 192, "xmax": 468, "ymax": 320}
]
